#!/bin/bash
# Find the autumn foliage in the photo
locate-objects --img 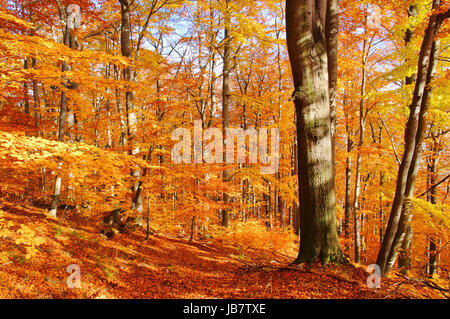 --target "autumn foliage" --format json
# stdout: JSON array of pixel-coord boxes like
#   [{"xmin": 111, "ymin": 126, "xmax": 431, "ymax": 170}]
[{"xmin": 0, "ymin": 0, "xmax": 448, "ymax": 299}]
